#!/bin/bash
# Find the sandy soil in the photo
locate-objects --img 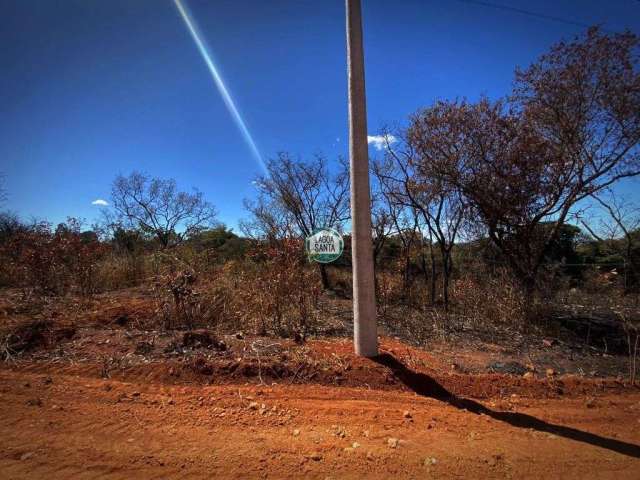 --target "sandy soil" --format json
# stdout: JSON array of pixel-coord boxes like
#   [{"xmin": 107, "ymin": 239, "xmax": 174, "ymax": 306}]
[{"xmin": 1, "ymin": 356, "xmax": 639, "ymax": 479}]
